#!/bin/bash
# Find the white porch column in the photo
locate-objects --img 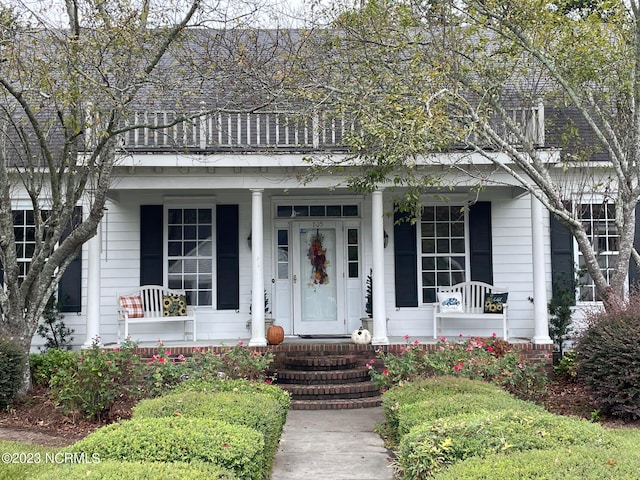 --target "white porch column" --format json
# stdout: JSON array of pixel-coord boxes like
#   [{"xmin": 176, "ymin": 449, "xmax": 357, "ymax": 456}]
[
  {"xmin": 371, "ymin": 189, "xmax": 389, "ymax": 345},
  {"xmin": 249, "ymin": 188, "xmax": 267, "ymax": 347},
  {"xmin": 531, "ymin": 194, "xmax": 552, "ymax": 344},
  {"xmin": 83, "ymin": 227, "xmax": 101, "ymax": 348}
]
